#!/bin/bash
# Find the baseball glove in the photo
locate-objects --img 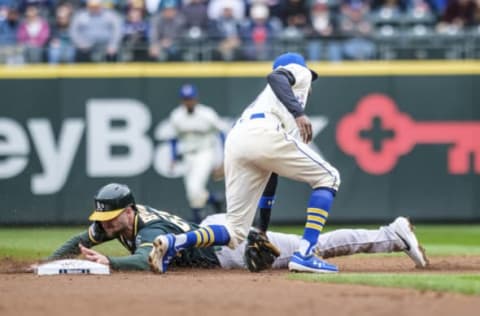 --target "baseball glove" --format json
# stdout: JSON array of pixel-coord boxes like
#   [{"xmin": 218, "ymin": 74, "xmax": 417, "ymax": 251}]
[{"xmin": 244, "ymin": 229, "xmax": 281, "ymax": 272}]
